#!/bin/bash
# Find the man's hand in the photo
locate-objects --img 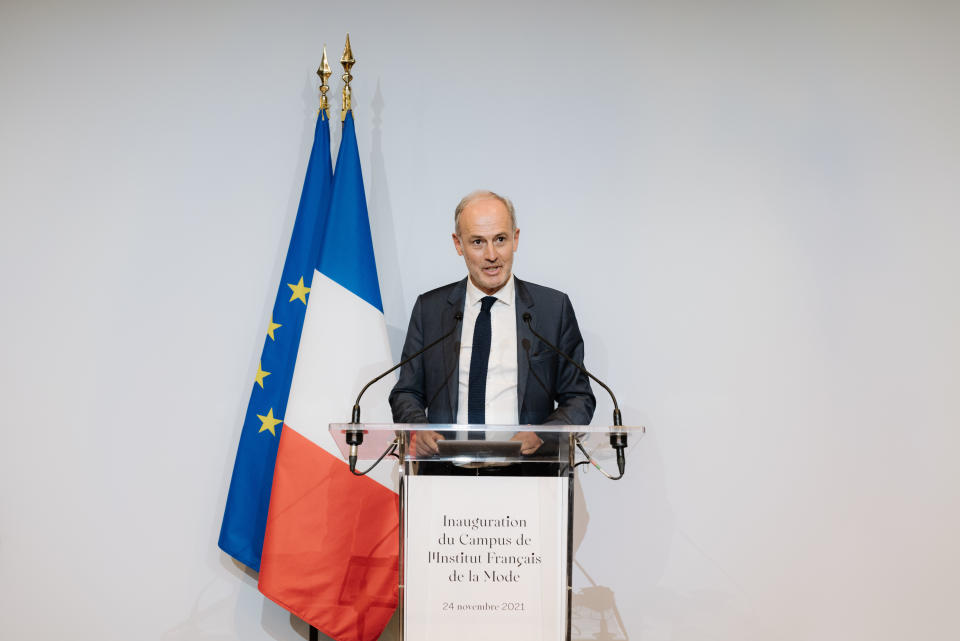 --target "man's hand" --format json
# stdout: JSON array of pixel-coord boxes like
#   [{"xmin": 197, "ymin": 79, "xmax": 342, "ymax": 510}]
[
  {"xmin": 413, "ymin": 430, "xmax": 445, "ymax": 457},
  {"xmin": 511, "ymin": 431, "xmax": 544, "ymax": 455}
]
